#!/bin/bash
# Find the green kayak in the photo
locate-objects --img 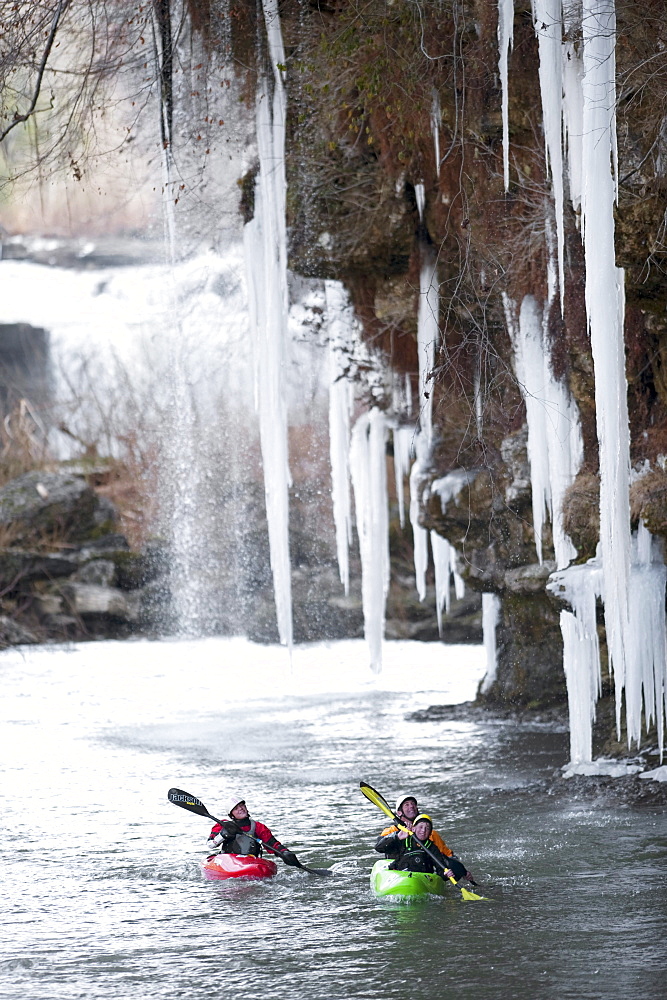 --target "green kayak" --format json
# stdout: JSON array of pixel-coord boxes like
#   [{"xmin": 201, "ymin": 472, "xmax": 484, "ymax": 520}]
[{"xmin": 370, "ymin": 859, "xmax": 446, "ymax": 898}]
